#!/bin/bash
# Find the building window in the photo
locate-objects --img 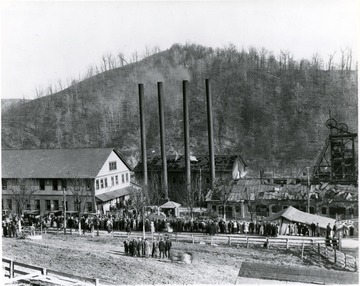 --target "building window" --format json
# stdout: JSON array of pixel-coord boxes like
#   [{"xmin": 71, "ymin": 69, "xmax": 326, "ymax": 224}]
[
  {"xmin": 6, "ymin": 199, "xmax": 12, "ymax": 210},
  {"xmin": 86, "ymin": 179, "xmax": 91, "ymax": 191},
  {"xmin": 26, "ymin": 202, "xmax": 31, "ymax": 210},
  {"xmin": 218, "ymin": 206, "xmax": 224, "ymax": 216},
  {"xmin": 109, "ymin": 161, "xmax": 117, "ymax": 171},
  {"xmin": 126, "ymin": 173, "xmax": 129, "ymax": 183},
  {"xmin": 53, "ymin": 180, "xmax": 58, "ymax": 191},
  {"xmin": 96, "ymin": 180, "xmax": 99, "ymax": 190},
  {"xmin": 349, "ymin": 208, "xmax": 354, "ymax": 215},
  {"xmin": 122, "ymin": 174, "xmax": 125, "ymax": 184},
  {"xmin": 35, "ymin": 200, "xmax": 40, "ymax": 210},
  {"xmin": 212, "ymin": 205, "xmax": 216, "ymax": 212},
  {"xmin": 2, "ymin": 179, "xmax": 7, "ymax": 190},
  {"xmin": 271, "ymin": 206, "xmax": 279, "ymax": 213},
  {"xmin": 61, "ymin": 179, "xmax": 67, "ymax": 190},
  {"xmin": 46, "ymin": 200, "xmax": 51, "ymax": 211},
  {"xmin": 115, "ymin": 175, "xmax": 119, "ymax": 185},
  {"xmin": 53, "ymin": 200, "xmax": 59, "ymax": 210},
  {"xmin": 235, "ymin": 206, "xmax": 241, "ymax": 213},
  {"xmin": 39, "ymin": 179, "xmax": 45, "ymax": 190},
  {"xmin": 310, "ymin": 207, "xmax": 315, "ymax": 214},
  {"xmin": 111, "ymin": 176, "xmax": 114, "ymax": 186},
  {"xmin": 87, "ymin": 202, "xmax": 93, "ymax": 212},
  {"xmin": 100, "ymin": 179, "xmax": 104, "ymax": 189},
  {"xmin": 322, "ymin": 207, "xmax": 327, "ymax": 215},
  {"xmin": 105, "ymin": 178, "xmax": 108, "ymax": 188}
]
